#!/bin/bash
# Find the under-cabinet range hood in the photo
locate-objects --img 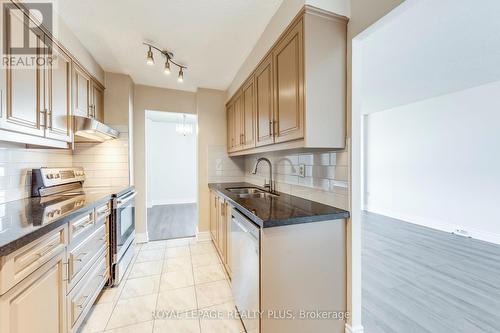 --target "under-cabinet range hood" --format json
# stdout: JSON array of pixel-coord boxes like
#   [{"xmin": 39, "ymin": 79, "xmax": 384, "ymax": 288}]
[{"xmin": 73, "ymin": 116, "xmax": 119, "ymax": 142}]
